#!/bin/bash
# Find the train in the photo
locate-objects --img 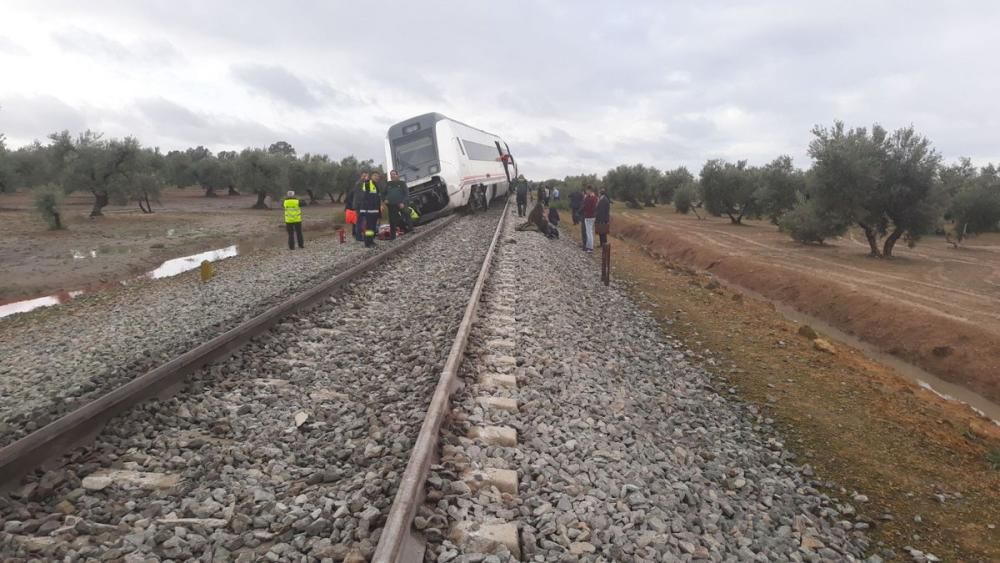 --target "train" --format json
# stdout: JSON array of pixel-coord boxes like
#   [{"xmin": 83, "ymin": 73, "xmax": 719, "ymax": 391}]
[{"xmin": 384, "ymin": 113, "xmax": 518, "ymax": 220}]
